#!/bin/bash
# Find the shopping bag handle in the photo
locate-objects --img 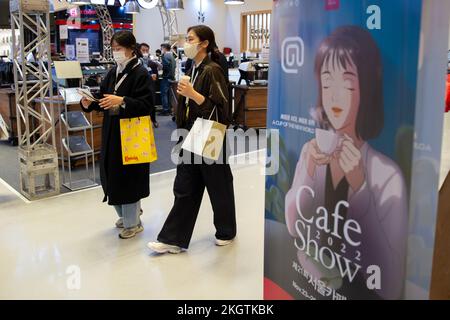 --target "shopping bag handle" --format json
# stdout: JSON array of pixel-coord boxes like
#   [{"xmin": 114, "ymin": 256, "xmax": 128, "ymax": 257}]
[
  {"xmin": 208, "ymin": 106, "xmax": 219, "ymax": 122},
  {"xmin": 127, "ymin": 117, "xmax": 141, "ymax": 122}
]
